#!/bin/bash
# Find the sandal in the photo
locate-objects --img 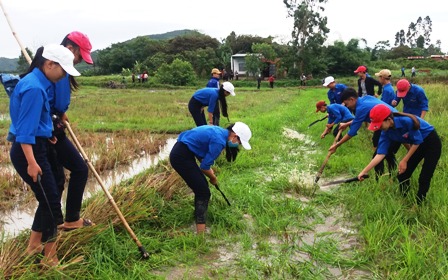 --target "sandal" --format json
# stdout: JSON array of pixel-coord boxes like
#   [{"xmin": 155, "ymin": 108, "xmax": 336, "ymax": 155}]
[{"xmin": 62, "ymin": 218, "xmax": 95, "ymax": 231}]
